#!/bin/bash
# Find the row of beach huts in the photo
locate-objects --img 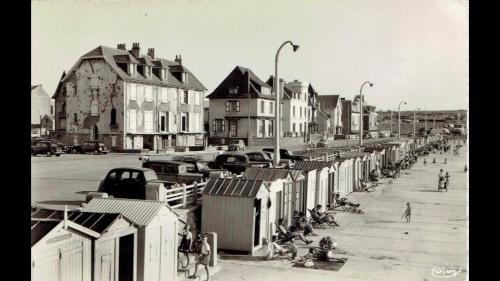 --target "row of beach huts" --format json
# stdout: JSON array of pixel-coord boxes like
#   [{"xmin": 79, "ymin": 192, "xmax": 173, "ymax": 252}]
[
  {"xmin": 200, "ymin": 136, "xmax": 442, "ymax": 255},
  {"xmin": 31, "ymin": 135, "xmax": 441, "ymax": 281}
]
